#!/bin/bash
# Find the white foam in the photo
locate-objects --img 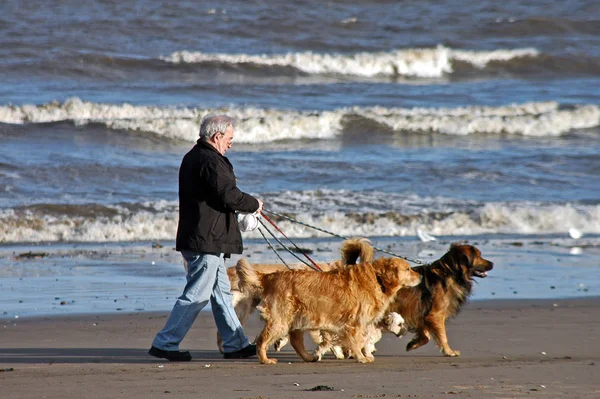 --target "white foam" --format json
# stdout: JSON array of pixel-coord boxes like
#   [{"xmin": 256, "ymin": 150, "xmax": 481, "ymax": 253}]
[
  {"xmin": 358, "ymin": 102, "xmax": 600, "ymax": 136},
  {"xmin": 340, "ymin": 17, "xmax": 358, "ymax": 25},
  {"xmin": 161, "ymin": 45, "xmax": 539, "ymax": 78},
  {"xmin": 0, "ymin": 171, "xmax": 21, "ymax": 179},
  {"xmin": 252, "ymin": 201, "xmax": 600, "ymax": 239},
  {"xmin": 1, "ymin": 98, "xmax": 598, "ymax": 141},
  {"xmin": 0, "ymin": 203, "xmax": 179, "ymax": 243},
  {"xmin": 0, "ymin": 97, "xmax": 196, "ymax": 125},
  {"xmin": 451, "ymin": 48, "xmax": 539, "ymax": 69},
  {"xmin": 0, "ymin": 98, "xmax": 344, "ymax": 143},
  {"xmin": 1, "ymin": 195, "xmax": 599, "ymax": 243}
]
